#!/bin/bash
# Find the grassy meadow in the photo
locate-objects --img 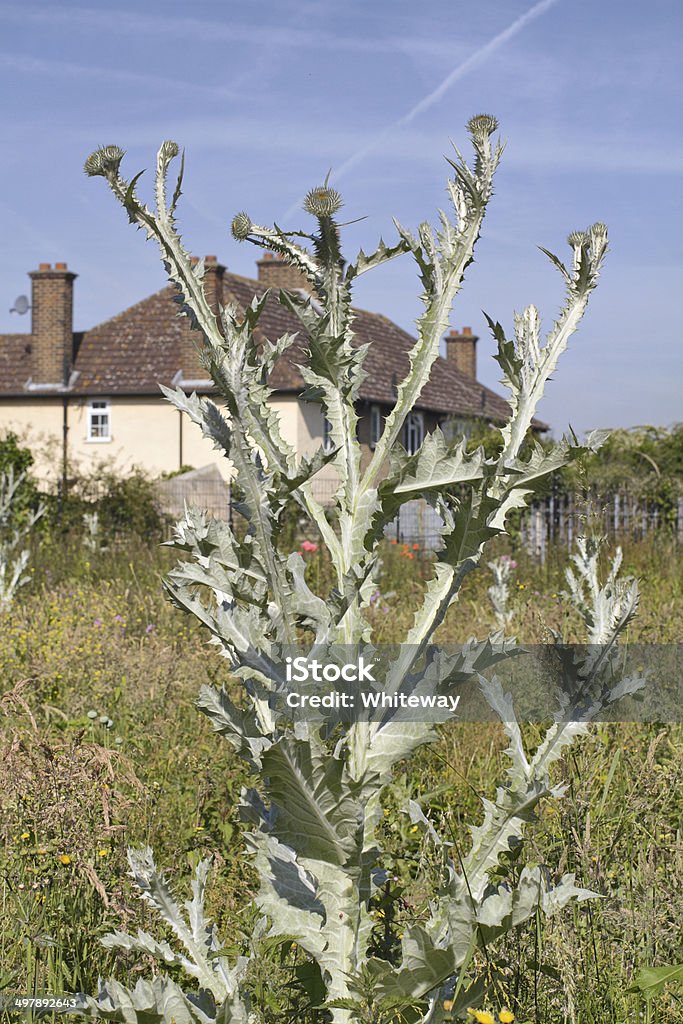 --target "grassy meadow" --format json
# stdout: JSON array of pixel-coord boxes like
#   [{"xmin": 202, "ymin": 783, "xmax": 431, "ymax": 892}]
[{"xmin": 0, "ymin": 527, "xmax": 681, "ymax": 1023}]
